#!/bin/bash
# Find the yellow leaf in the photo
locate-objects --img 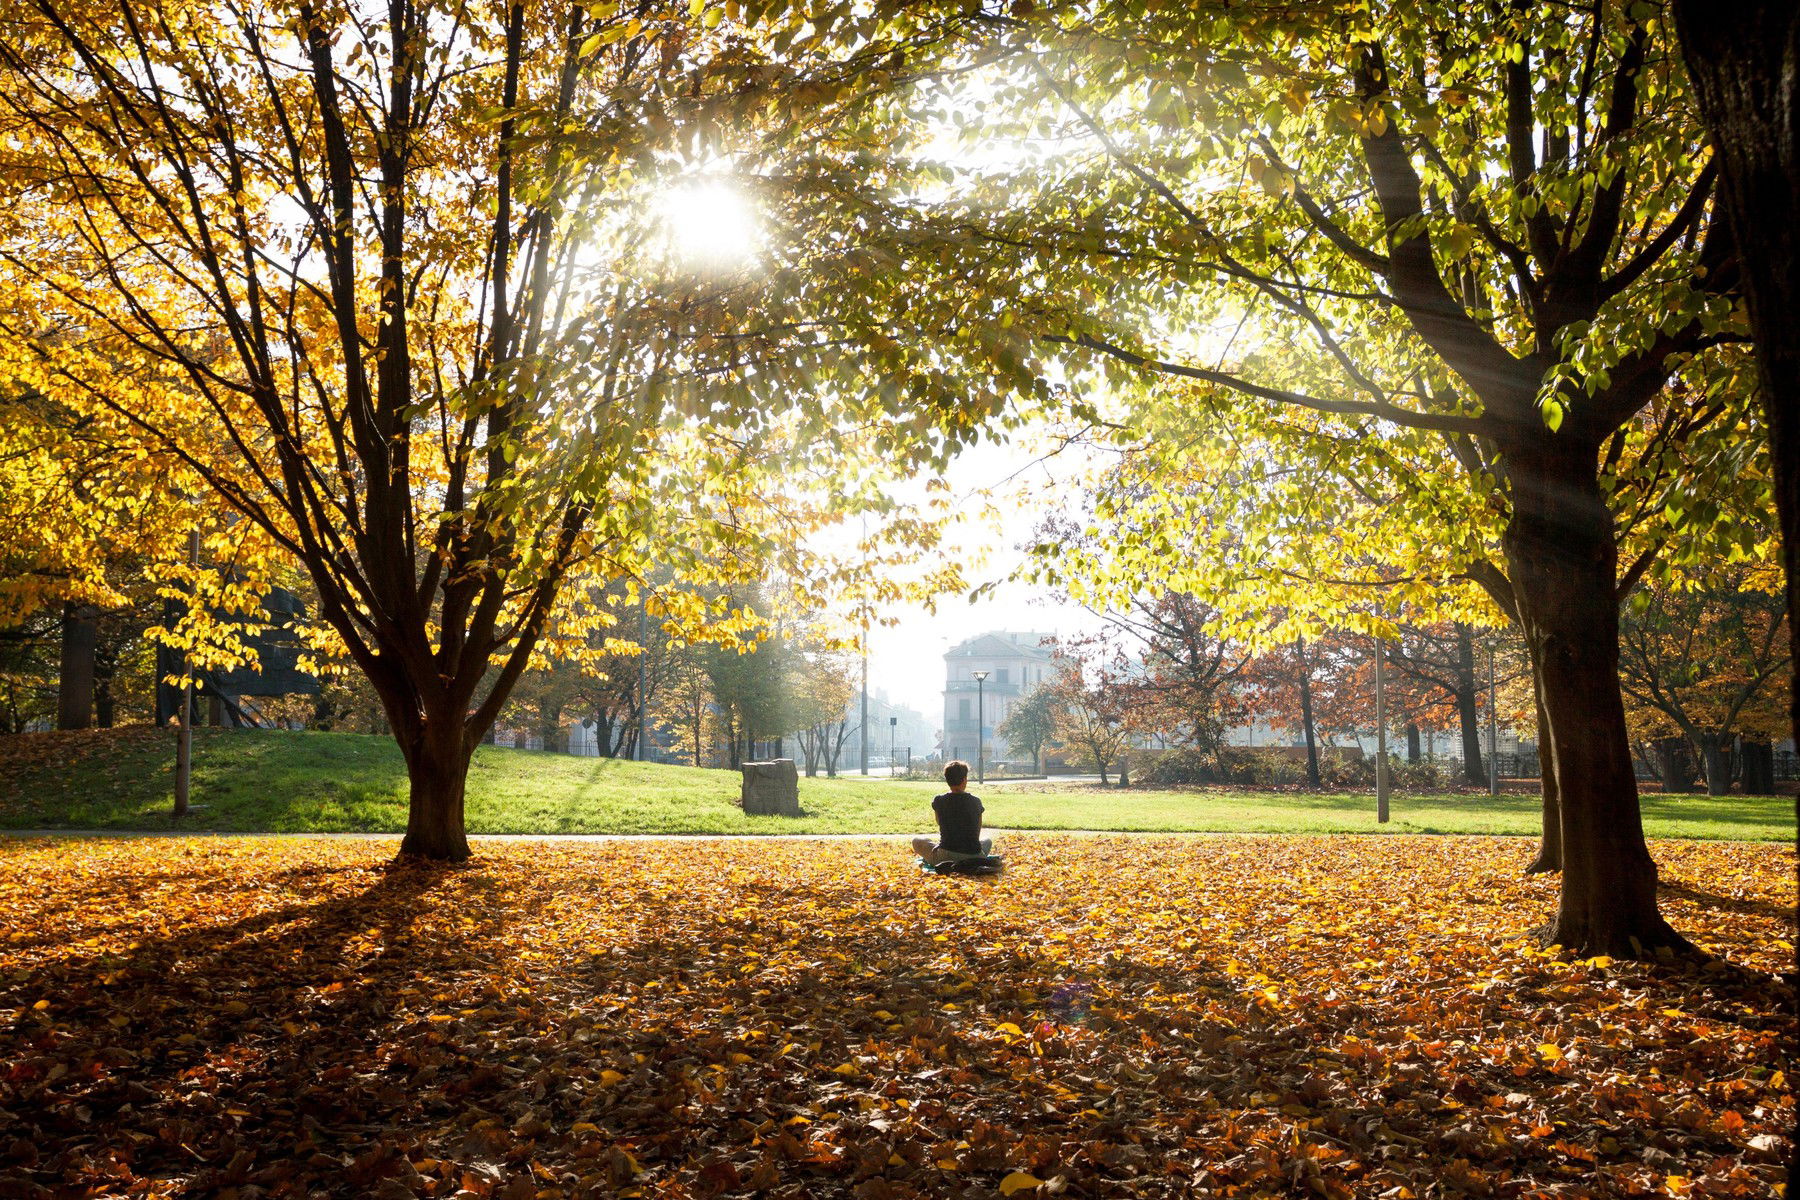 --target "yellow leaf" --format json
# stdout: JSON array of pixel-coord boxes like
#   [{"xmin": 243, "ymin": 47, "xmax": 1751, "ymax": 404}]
[
  {"xmin": 599, "ymin": 1069, "xmax": 626, "ymax": 1086},
  {"xmin": 1000, "ymin": 1171, "xmax": 1045, "ymax": 1195},
  {"xmin": 1537, "ymin": 1043, "xmax": 1562, "ymax": 1062}
]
